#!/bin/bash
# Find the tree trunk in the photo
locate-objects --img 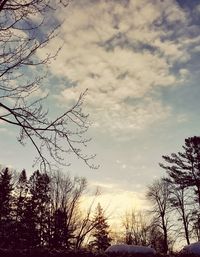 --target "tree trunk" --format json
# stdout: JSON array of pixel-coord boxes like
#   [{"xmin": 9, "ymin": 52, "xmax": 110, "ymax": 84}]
[{"xmin": 162, "ymin": 215, "xmax": 168, "ymax": 254}]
